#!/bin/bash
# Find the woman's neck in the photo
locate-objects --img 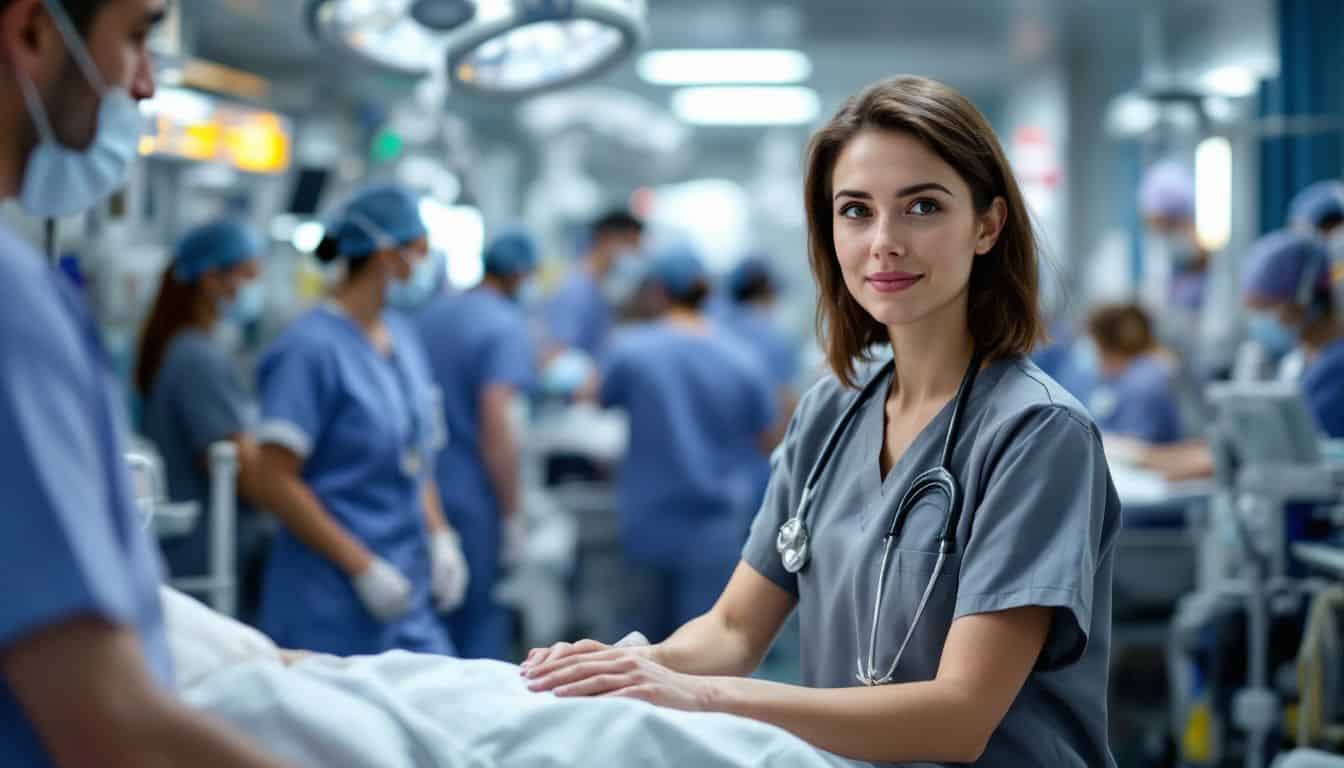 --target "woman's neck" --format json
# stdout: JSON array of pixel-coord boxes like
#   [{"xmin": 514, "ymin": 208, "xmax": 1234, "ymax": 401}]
[
  {"xmin": 332, "ymin": 270, "xmax": 386, "ymax": 333},
  {"xmin": 664, "ymin": 305, "xmax": 707, "ymax": 331},
  {"xmin": 1302, "ymin": 313, "xmax": 1344, "ymax": 355},
  {"xmin": 885, "ymin": 300, "xmax": 975, "ymax": 411}
]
